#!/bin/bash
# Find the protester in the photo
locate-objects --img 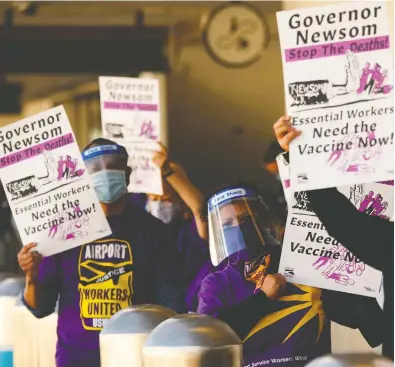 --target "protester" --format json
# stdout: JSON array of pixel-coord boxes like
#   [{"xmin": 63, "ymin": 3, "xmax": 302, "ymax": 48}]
[
  {"xmin": 273, "ymin": 116, "xmax": 394, "ymax": 360},
  {"xmin": 197, "ymin": 183, "xmax": 383, "ymax": 366},
  {"xmin": 18, "ymin": 138, "xmax": 186, "ymax": 367},
  {"xmin": 130, "ymin": 143, "xmax": 210, "ymax": 311}
]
